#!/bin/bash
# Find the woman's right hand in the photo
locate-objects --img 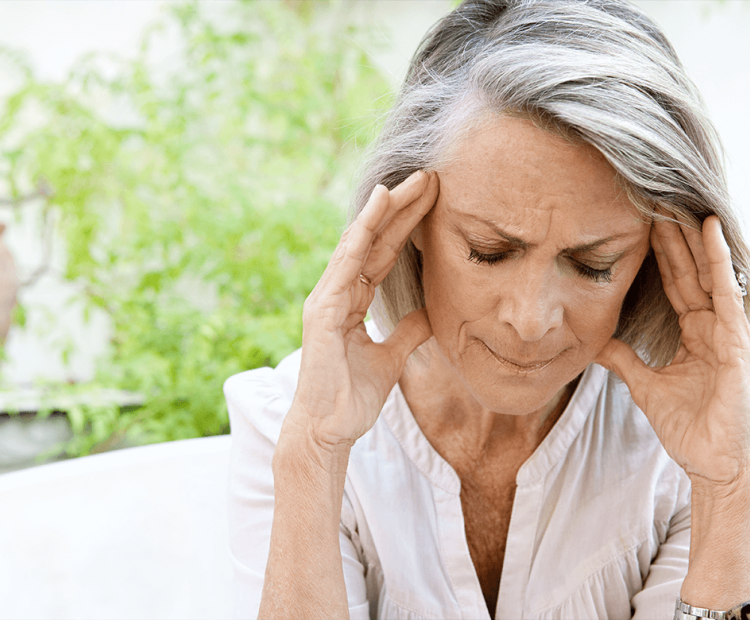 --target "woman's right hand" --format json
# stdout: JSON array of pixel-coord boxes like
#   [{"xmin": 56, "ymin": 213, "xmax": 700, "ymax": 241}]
[
  {"xmin": 284, "ymin": 170, "xmax": 439, "ymax": 453},
  {"xmin": 261, "ymin": 176, "xmax": 438, "ymax": 620}
]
